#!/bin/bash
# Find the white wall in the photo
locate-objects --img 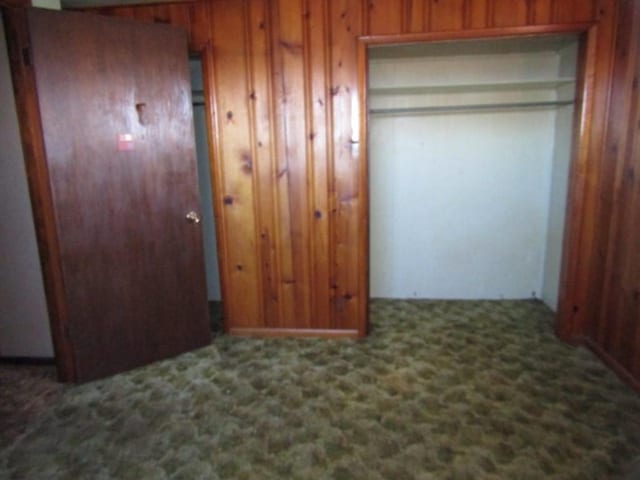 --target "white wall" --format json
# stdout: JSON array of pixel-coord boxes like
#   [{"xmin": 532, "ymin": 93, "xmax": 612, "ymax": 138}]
[
  {"xmin": 190, "ymin": 59, "xmax": 221, "ymax": 301},
  {"xmin": 0, "ymin": 12, "xmax": 54, "ymax": 357},
  {"xmin": 369, "ymin": 38, "xmax": 577, "ymax": 300},
  {"xmin": 542, "ymin": 42, "xmax": 578, "ymax": 310}
]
